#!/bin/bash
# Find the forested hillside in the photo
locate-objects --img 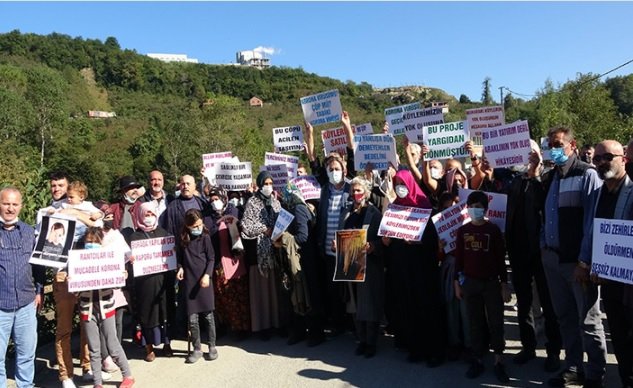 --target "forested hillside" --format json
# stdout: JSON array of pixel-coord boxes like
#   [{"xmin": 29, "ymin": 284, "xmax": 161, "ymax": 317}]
[{"xmin": 1, "ymin": 30, "xmax": 632, "ymax": 222}]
